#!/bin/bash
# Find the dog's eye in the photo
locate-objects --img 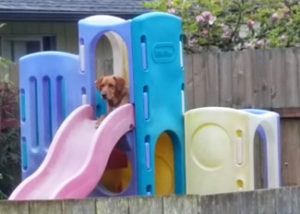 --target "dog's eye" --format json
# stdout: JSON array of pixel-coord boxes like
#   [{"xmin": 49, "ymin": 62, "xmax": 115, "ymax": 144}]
[{"xmin": 108, "ymin": 83, "xmax": 114, "ymax": 88}]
